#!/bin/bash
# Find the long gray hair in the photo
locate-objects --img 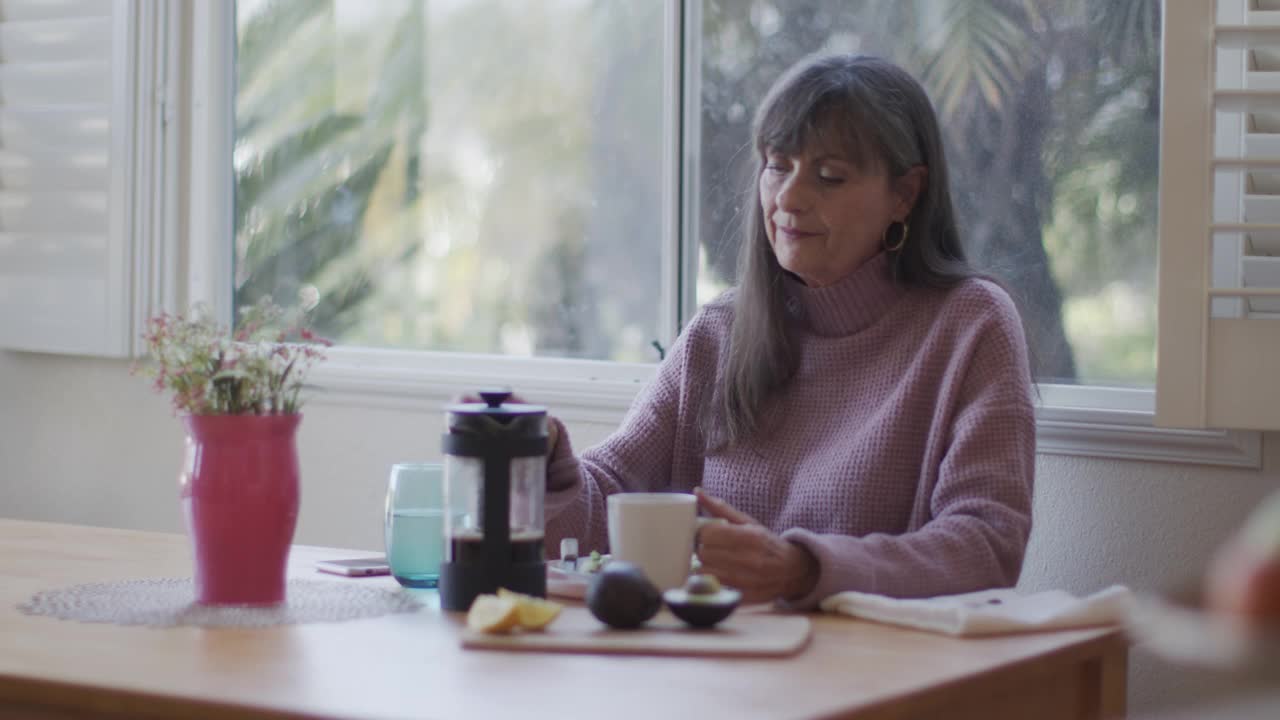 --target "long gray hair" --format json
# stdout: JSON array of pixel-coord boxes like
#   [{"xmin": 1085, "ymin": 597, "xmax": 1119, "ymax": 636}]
[{"xmin": 706, "ymin": 54, "xmax": 977, "ymax": 449}]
